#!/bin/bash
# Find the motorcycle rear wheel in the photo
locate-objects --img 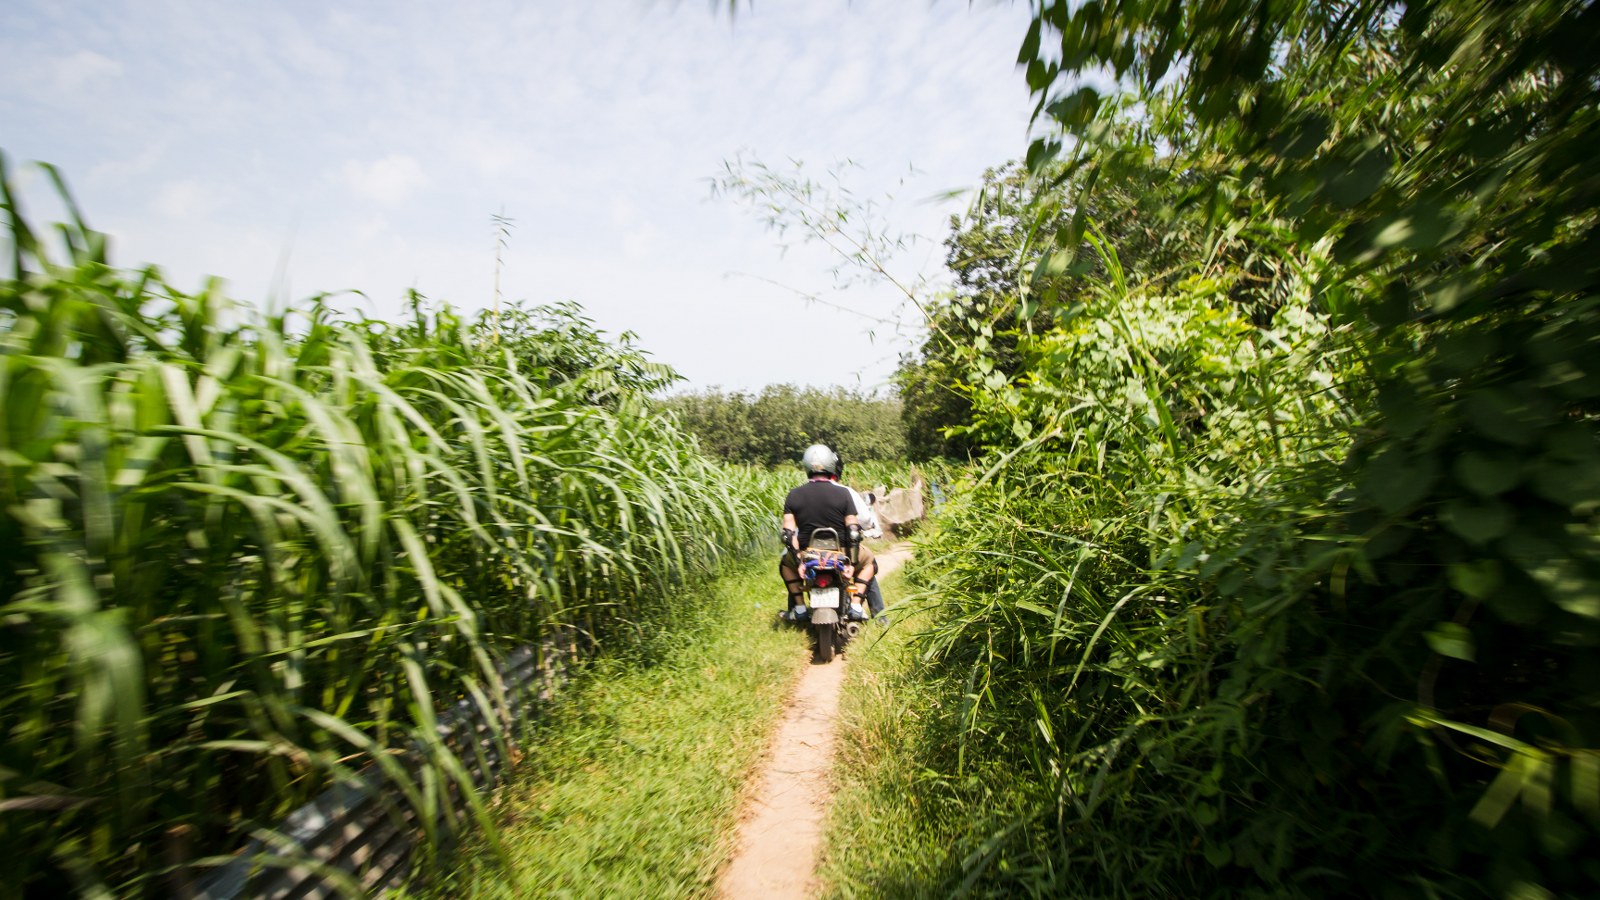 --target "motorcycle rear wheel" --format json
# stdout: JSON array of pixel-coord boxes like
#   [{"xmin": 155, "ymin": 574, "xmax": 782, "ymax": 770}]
[{"xmin": 813, "ymin": 621, "xmax": 835, "ymax": 663}]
